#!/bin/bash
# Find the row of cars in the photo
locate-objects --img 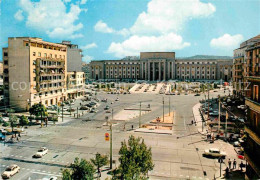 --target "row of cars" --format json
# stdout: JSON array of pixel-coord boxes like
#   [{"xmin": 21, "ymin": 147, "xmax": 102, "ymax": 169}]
[{"xmin": 1, "ymin": 147, "xmax": 49, "ymax": 179}]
